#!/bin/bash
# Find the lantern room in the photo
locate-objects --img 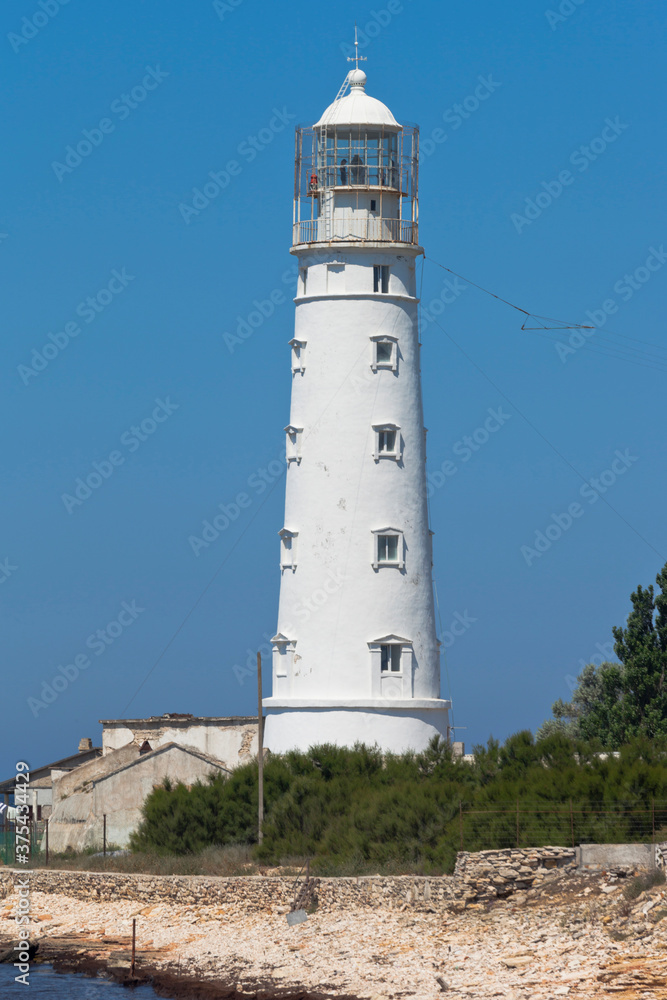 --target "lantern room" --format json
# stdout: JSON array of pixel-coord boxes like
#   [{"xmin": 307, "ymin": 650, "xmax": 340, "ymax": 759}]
[{"xmin": 293, "ymin": 69, "xmax": 419, "ymax": 247}]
